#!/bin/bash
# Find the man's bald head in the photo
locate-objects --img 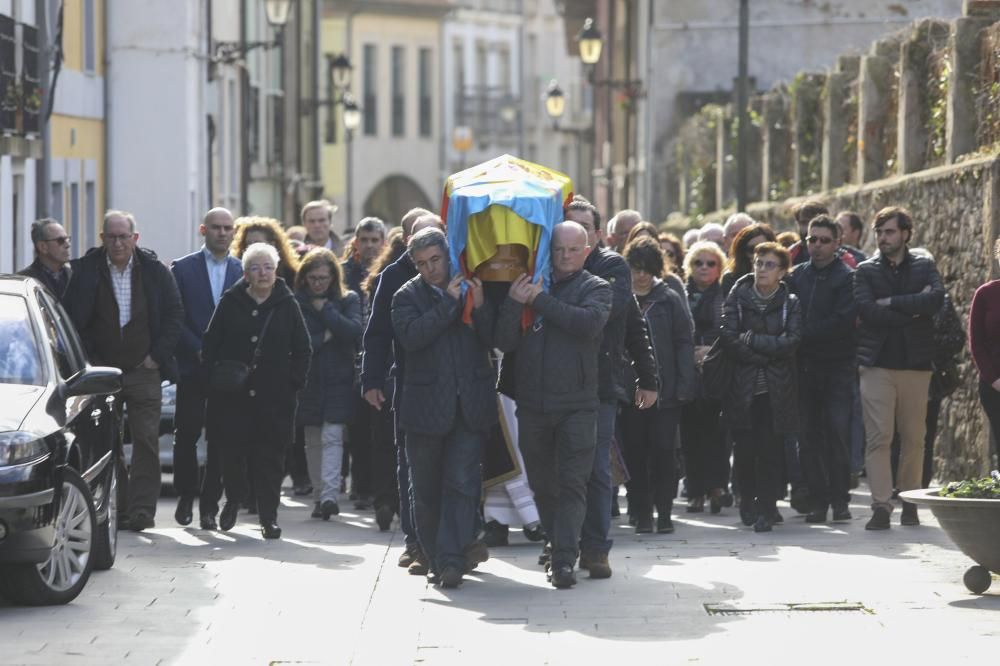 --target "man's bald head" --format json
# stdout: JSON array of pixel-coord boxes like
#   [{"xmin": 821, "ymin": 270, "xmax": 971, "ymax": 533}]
[
  {"xmin": 411, "ymin": 213, "xmax": 444, "ymax": 236},
  {"xmin": 203, "ymin": 207, "xmax": 234, "ymax": 226},
  {"xmin": 401, "ymin": 207, "xmax": 433, "ymax": 239},
  {"xmin": 201, "ymin": 207, "xmax": 236, "ymax": 256},
  {"xmin": 551, "ymin": 221, "xmax": 591, "ymax": 279}
]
